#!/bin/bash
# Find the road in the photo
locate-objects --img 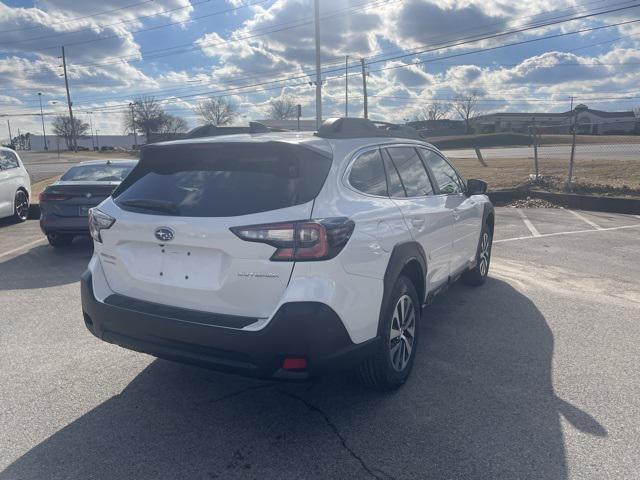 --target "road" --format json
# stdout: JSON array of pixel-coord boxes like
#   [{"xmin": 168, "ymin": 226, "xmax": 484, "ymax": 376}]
[
  {"xmin": 444, "ymin": 143, "xmax": 640, "ymax": 161},
  {"xmin": 1, "ymin": 207, "xmax": 640, "ymax": 479}
]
